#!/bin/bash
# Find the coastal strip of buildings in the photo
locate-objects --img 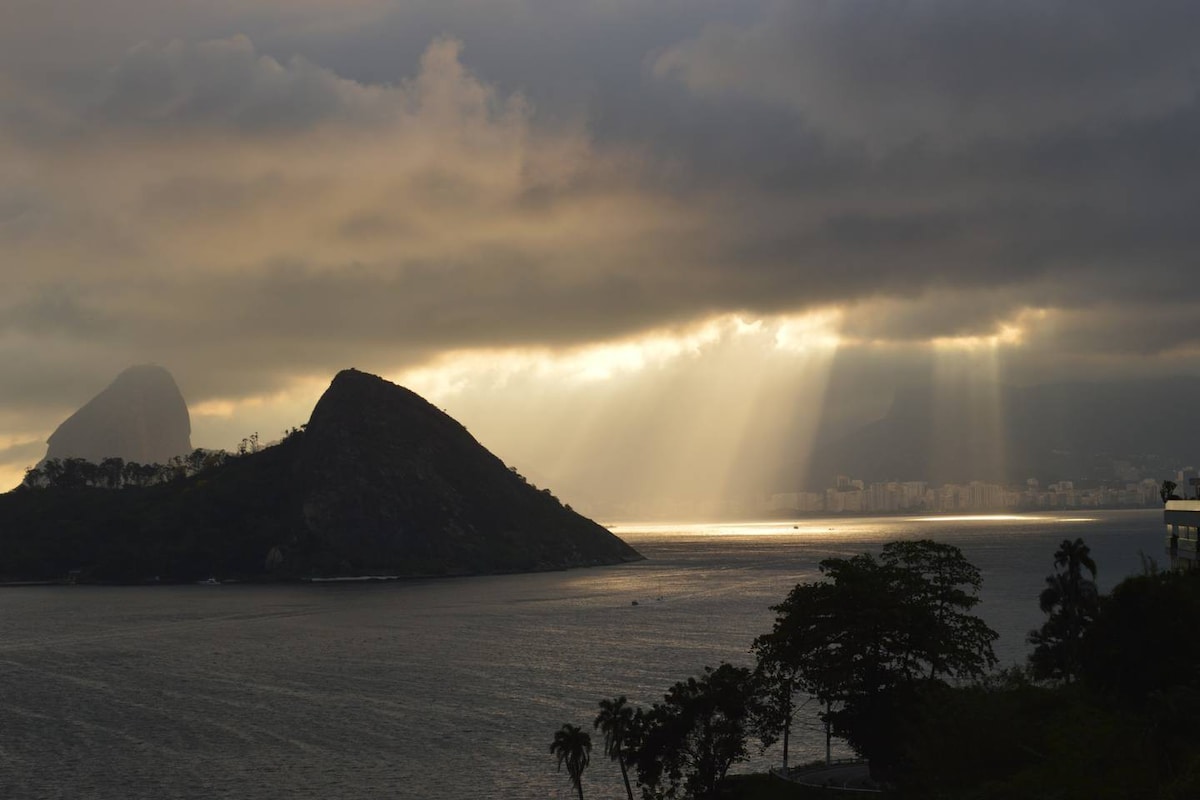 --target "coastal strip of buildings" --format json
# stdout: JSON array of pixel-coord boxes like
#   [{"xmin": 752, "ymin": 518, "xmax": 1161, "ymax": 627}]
[{"xmin": 767, "ymin": 476, "xmax": 1165, "ymax": 515}]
